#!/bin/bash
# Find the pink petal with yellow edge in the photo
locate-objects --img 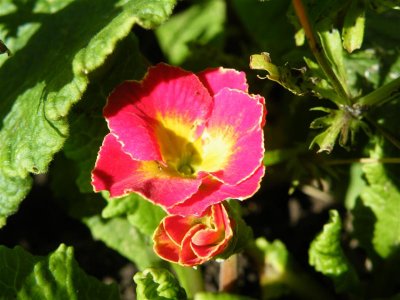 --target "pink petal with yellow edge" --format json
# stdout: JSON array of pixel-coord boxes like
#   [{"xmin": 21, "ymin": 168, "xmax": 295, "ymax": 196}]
[
  {"xmin": 163, "ymin": 215, "xmax": 198, "ymax": 245},
  {"xmin": 200, "ymin": 88, "xmax": 265, "ymax": 185},
  {"xmin": 191, "ymin": 204, "xmax": 233, "ymax": 258},
  {"xmin": 91, "ymin": 134, "xmax": 202, "ymax": 207},
  {"xmin": 104, "ymin": 63, "xmax": 213, "ymax": 161},
  {"xmin": 153, "ymin": 221, "xmax": 180, "ymax": 263},
  {"xmin": 168, "ymin": 165, "xmax": 265, "ymax": 216},
  {"xmin": 180, "ymin": 224, "xmax": 208, "ymax": 266},
  {"xmin": 197, "ymin": 67, "xmax": 248, "ymax": 96}
]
